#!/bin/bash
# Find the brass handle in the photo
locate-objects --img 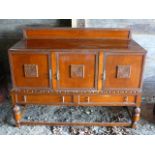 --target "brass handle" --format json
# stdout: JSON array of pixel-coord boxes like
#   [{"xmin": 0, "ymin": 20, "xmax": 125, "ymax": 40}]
[
  {"xmin": 49, "ymin": 69, "xmax": 52, "ymax": 80},
  {"xmin": 103, "ymin": 70, "xmax": 106, "ymax": 80},
  {"xmin": 56, "ymin": 72, "xmax": 60, "ymax": 80},
  {"xmin": 123, "ymin": 96, "xmax": 128, "ymax": 103},
  {"xmin": 23, "ymin": 95, "xmax": 27, "ymax": 103},
  {"xmin": 62, "ymin": 96, "xmax": 65, "ymax": 103},
  {"xmin": 86, "ymin": 96, "xmax": 90, "ymax": 103},
  {"xmin": 78, "ymin": 95, "xmax": 80, "ymax": 103}
]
